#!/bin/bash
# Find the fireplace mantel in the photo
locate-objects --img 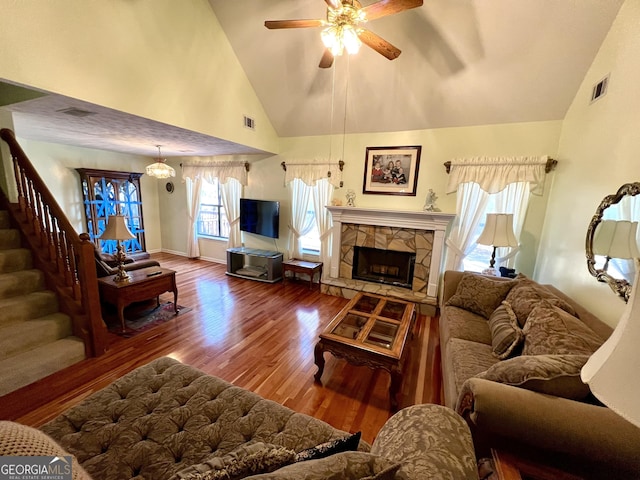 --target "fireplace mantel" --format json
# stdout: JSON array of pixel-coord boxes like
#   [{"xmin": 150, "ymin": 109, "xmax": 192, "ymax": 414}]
[{"xmin": 326, "ymin": 206, "xmax": 454, "ymax": 301}]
